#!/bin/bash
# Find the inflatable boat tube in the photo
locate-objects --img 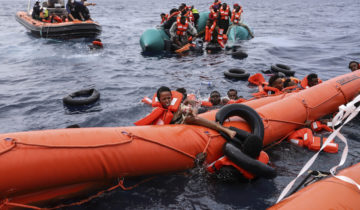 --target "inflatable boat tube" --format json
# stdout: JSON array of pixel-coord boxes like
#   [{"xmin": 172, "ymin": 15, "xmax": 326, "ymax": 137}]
[
  {"xmin": 224, "ymin": 142, "xmax": 277, "ymax": 179},
  {"xmin": 63, "ymin": 89, "xmax": 100, "ymax": 106},
  {"xmin": 224, "ymin": 69, "xmax": 250, "ymax": 80},
  {"xmin": 271, "ymin": 64, "xmax": 295, "ymax": 76}
]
